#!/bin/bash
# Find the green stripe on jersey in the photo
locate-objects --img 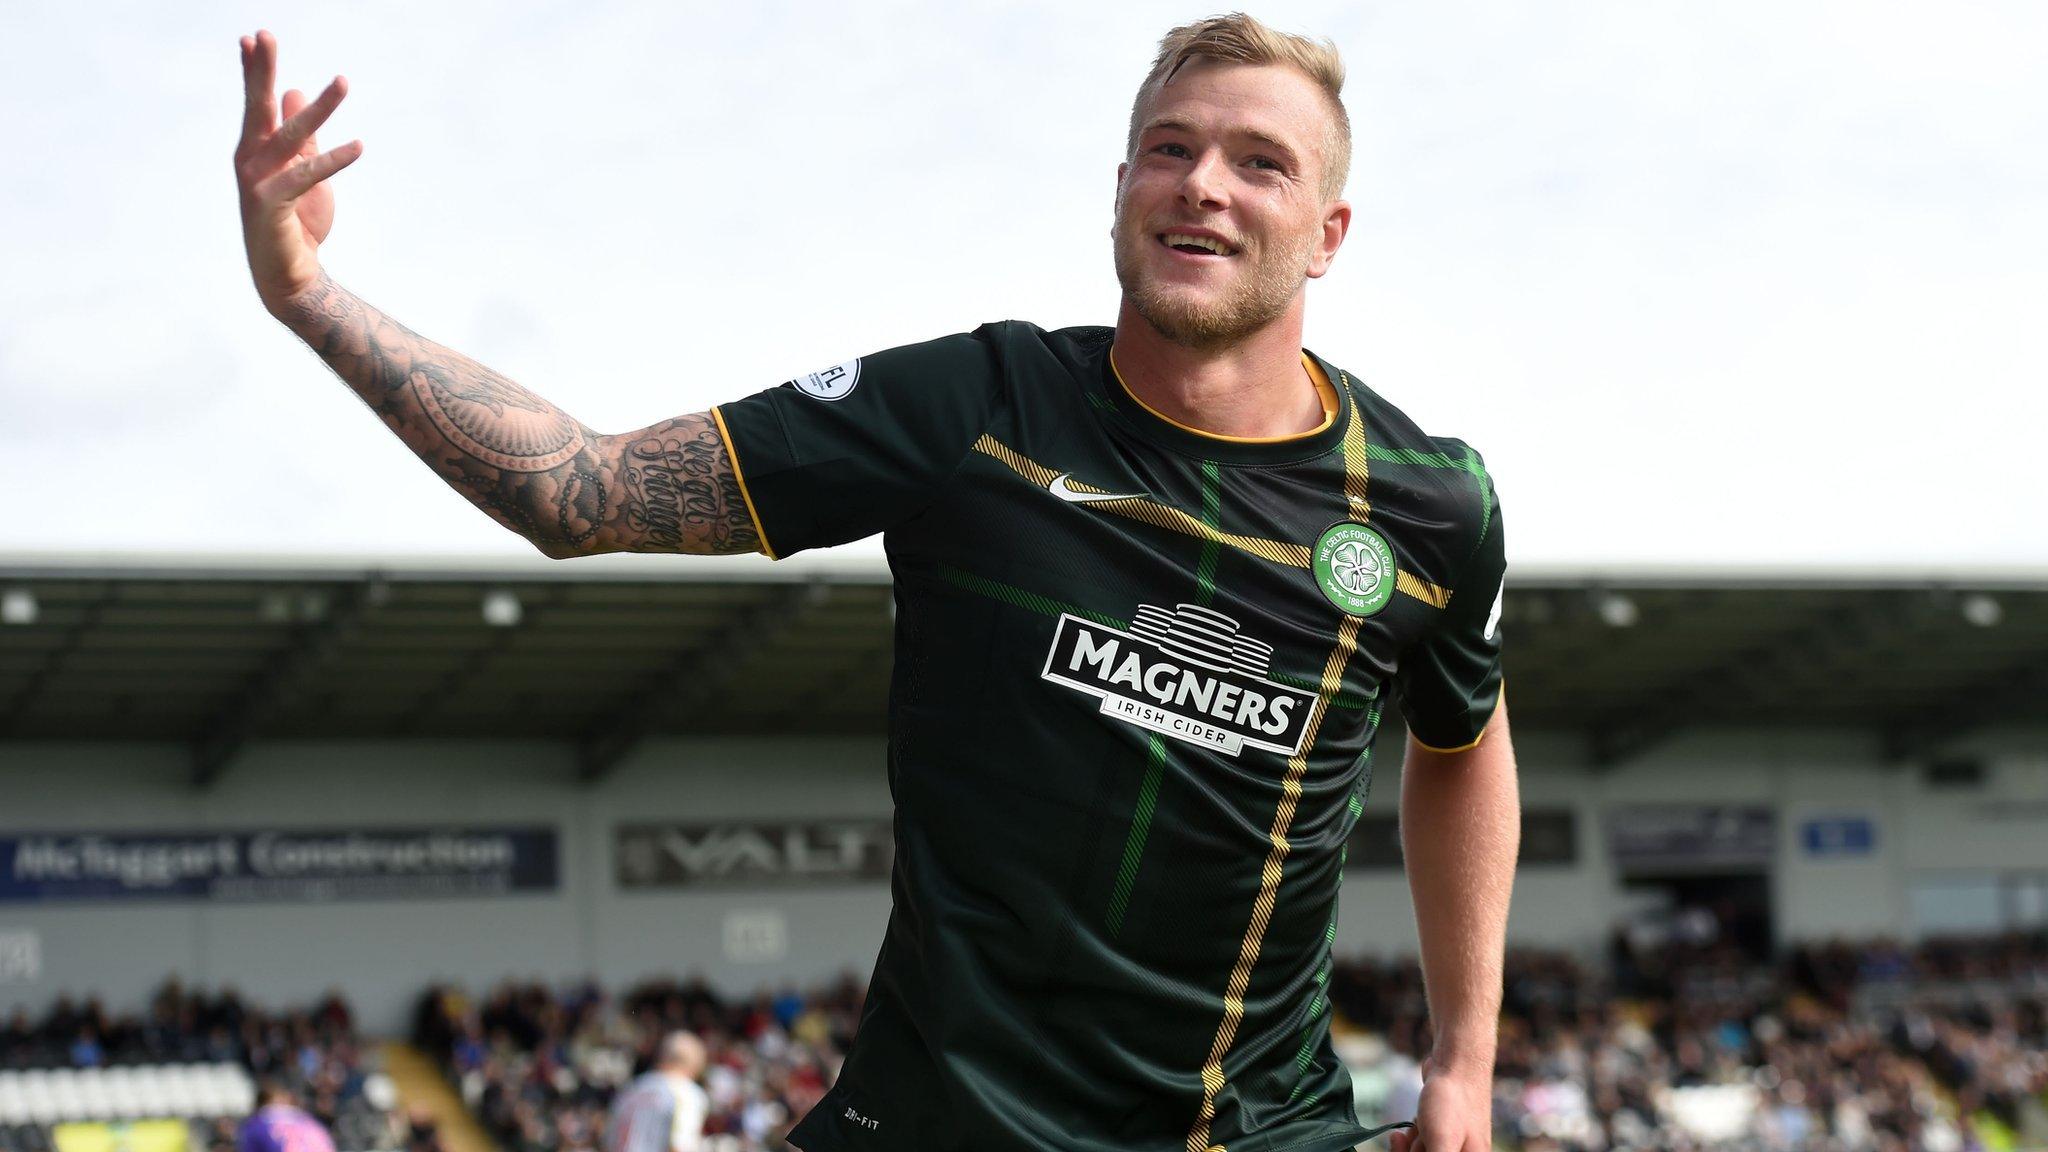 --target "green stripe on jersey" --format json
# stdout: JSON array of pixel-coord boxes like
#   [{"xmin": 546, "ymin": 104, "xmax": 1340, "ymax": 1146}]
[
  {"xmin": 1195, "ymin": 461, "xmax": 1222, "ymax": 605},
  {"xmin": 934, "ymin": 565, "xmax": 1125, "ymax": 628},
  {"xmin": 1104, "ymin": 735, "xmax": 1168, "ymax": 938}
]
